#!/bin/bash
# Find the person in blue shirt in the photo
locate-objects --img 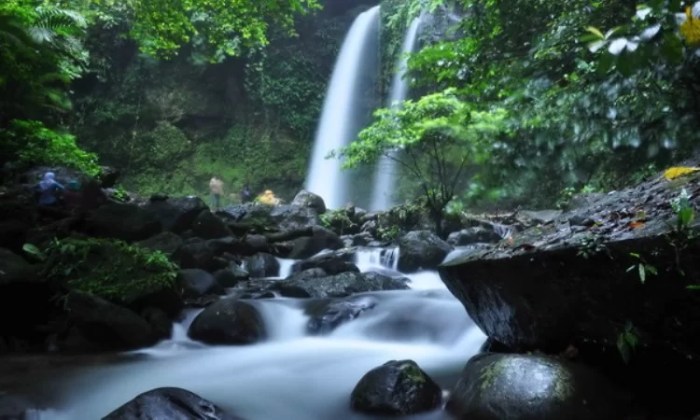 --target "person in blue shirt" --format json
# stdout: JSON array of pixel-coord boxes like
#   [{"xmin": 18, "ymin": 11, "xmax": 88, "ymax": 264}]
[{"xmin": 36, "ymin": 171, "xmax": 65, "ymax": 206}]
